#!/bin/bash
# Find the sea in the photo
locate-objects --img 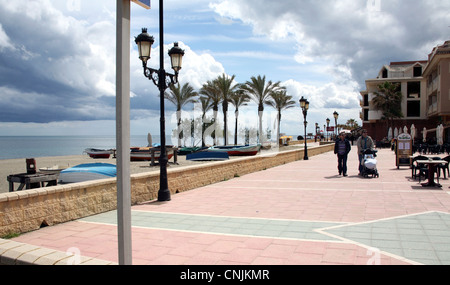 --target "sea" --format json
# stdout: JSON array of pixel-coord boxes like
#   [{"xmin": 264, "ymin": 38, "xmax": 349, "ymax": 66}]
[{"xmin": 0, "ymin": 135, "xmax": 171, "ymax": 160}]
